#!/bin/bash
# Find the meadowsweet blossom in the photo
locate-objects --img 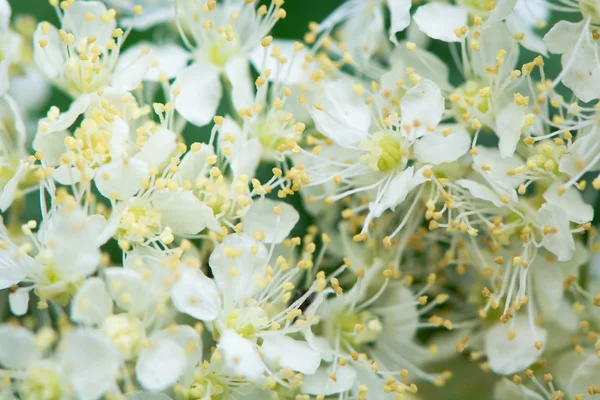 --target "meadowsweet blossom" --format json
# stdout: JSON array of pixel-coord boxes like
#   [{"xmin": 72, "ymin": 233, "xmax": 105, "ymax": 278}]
[{"xmin": 2, "ymin": 0, "xmax": 600, "ymax": 399}]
